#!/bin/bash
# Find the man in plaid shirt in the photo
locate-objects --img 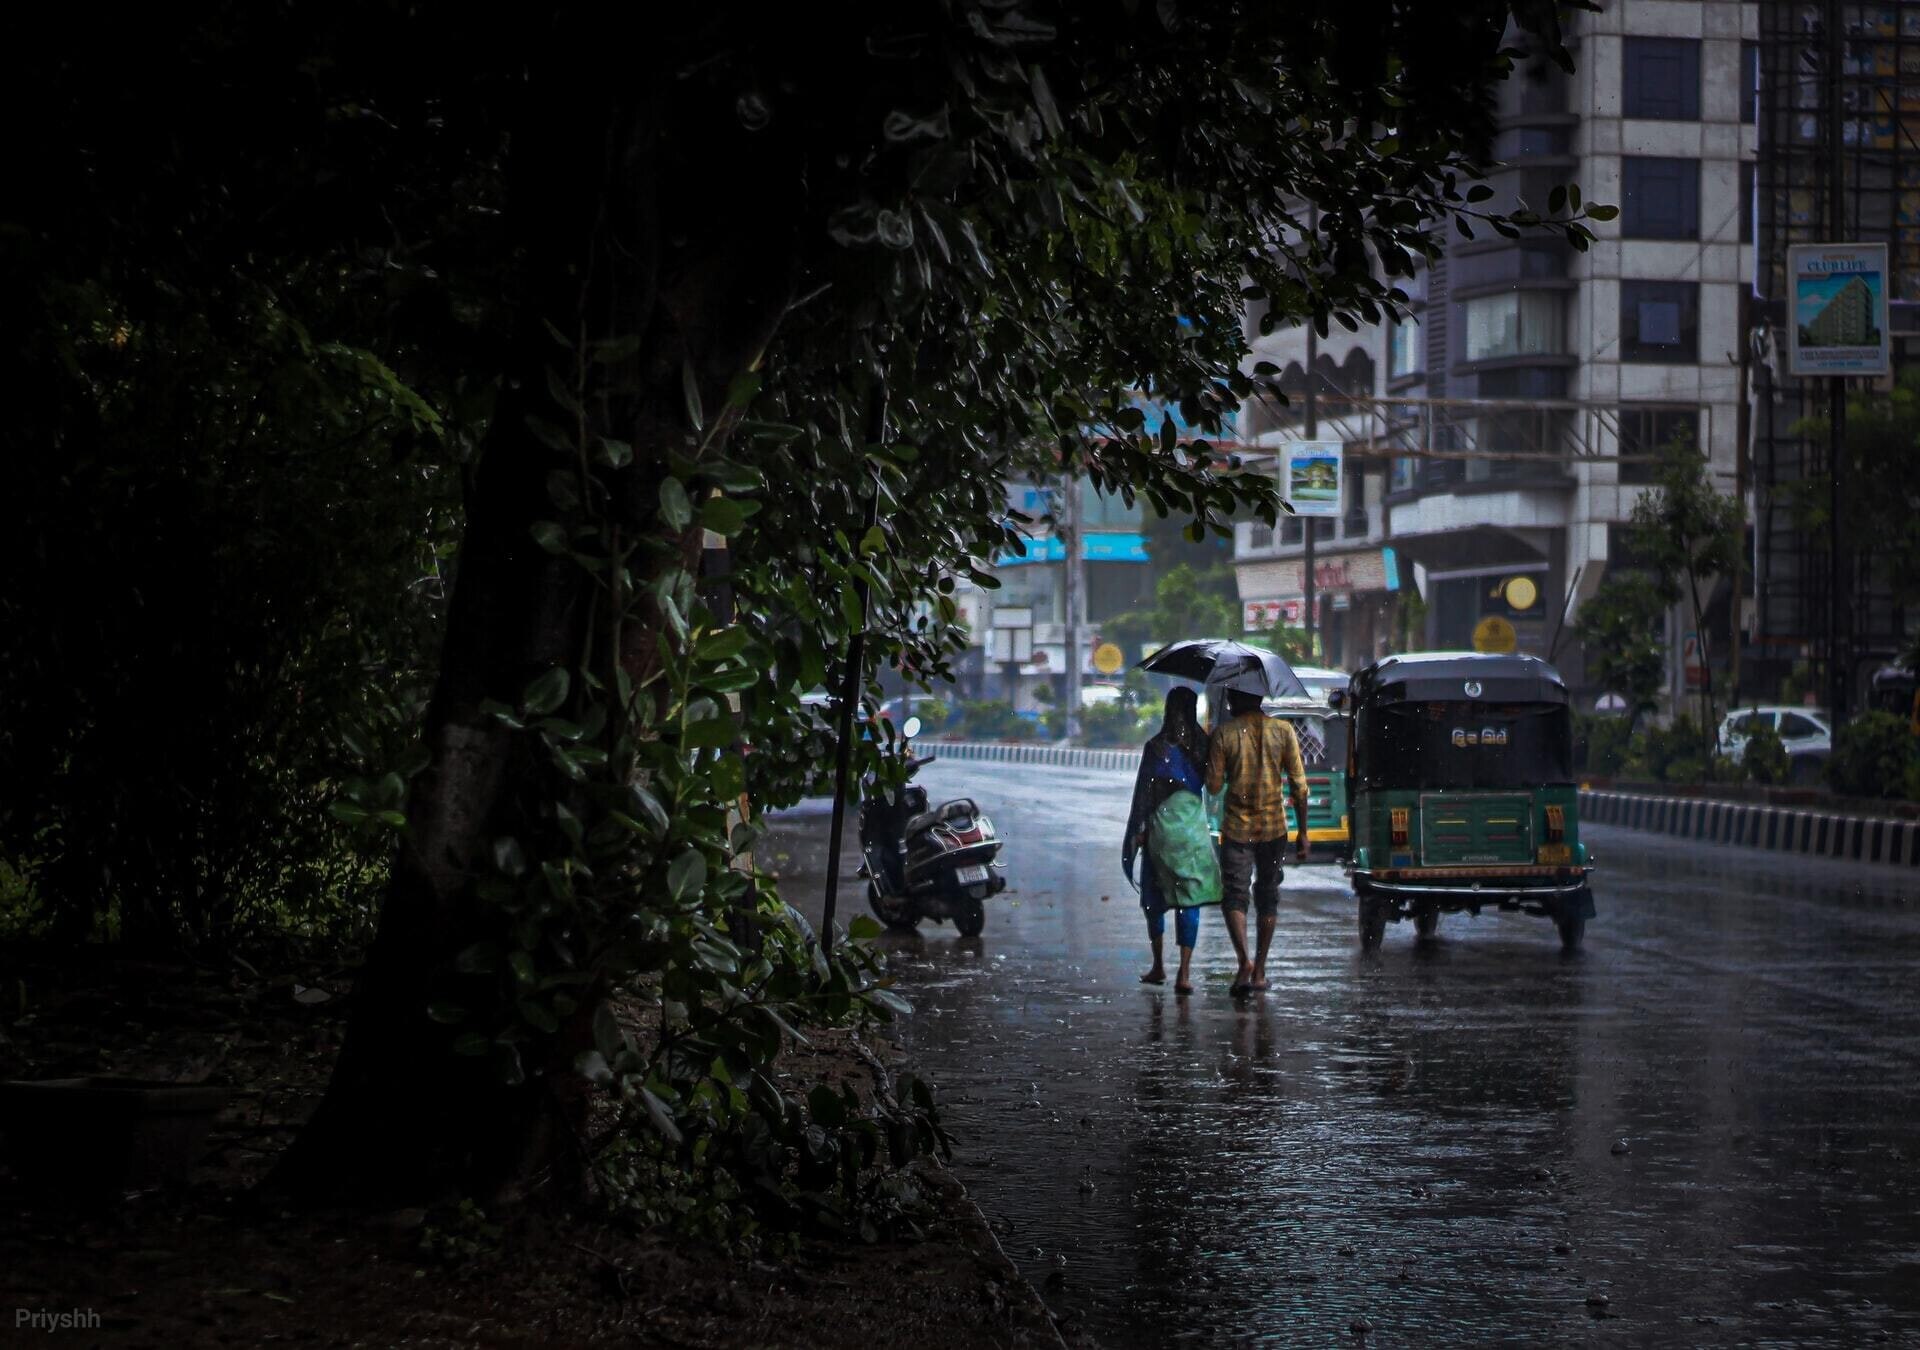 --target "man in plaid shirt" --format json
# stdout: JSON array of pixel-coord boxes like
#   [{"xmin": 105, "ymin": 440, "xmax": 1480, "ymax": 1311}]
[{"xmin": 1206, "ymin": 688, "xmax": 1310, "ymax": 995}]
